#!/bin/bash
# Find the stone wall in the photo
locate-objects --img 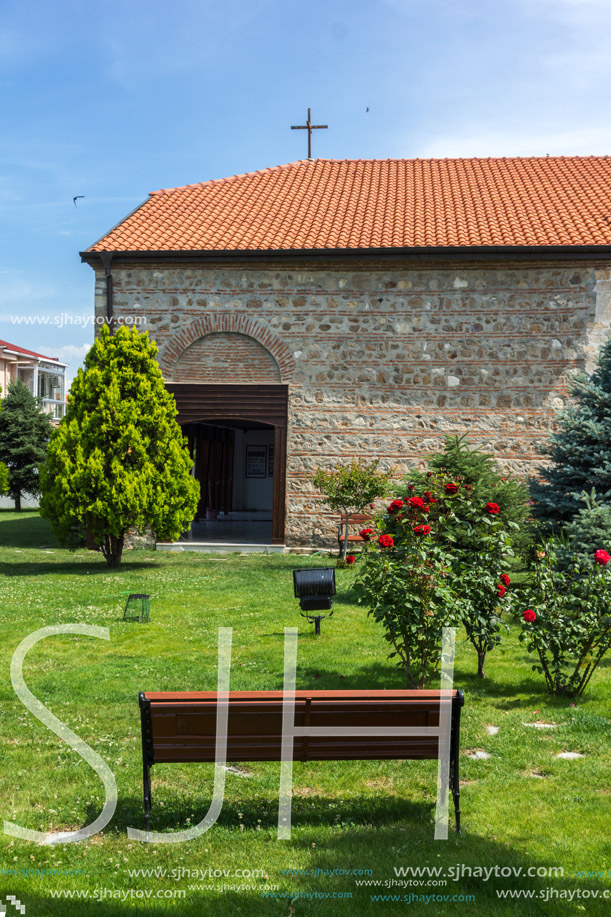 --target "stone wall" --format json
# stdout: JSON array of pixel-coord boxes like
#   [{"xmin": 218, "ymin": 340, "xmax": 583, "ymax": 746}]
[{"xmin": 92, "ymin": 258, "xmax": 611, "ymax": 546}]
